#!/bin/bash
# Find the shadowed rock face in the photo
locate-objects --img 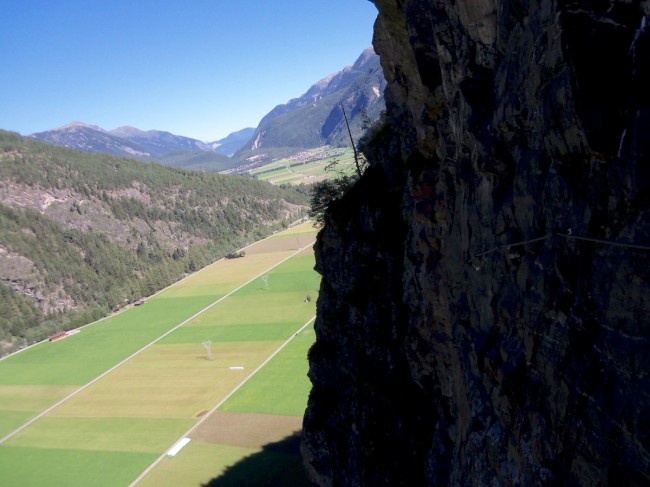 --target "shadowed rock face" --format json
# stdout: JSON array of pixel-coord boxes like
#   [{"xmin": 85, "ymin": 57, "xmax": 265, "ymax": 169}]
[{"xmin": 302, "ymin": 1, "xmax": 650, "ymax": 486}]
